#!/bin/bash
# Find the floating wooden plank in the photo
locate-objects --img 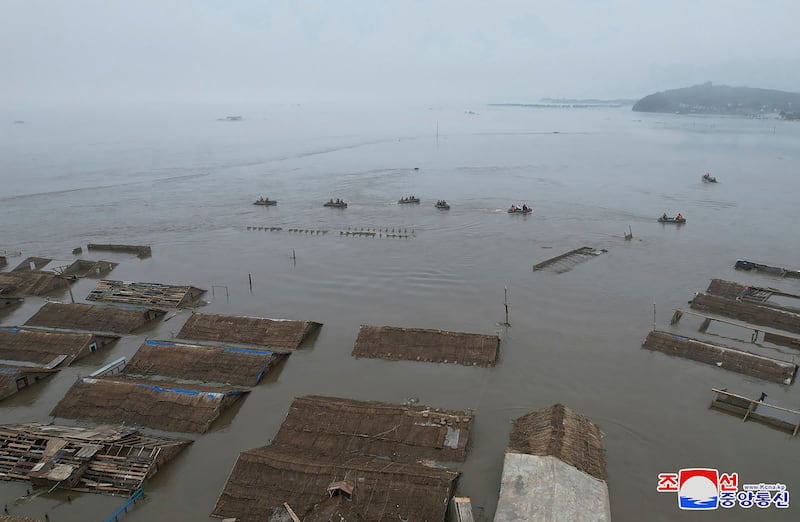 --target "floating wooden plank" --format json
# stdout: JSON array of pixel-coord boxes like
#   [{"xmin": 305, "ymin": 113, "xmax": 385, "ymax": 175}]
[
  {"xmin": 533, "ymin": 246, "xmax": 607, "ymax": 273},
  {"xmin": 86, "ymin": 244, "xmax": 152, "ymax": 259},
  {"xmin": 642, "ymin": 330, "xmax": 797, "ymax": 384},
  {"xmin": 177, "ymin": 313, "xmax": 321, "ymax": 349},
  {"xmin": 690, "ymin": 293, "xmax": 800, "ymax": 335},
  {"xmin": 352, "ymin": 325, "xmax": 500, "ymax": 366},
  {"xmin": 710, "ymin": 388, "xmax": 800, "ymax": 436},
  {"xmin": 87, "ymin": 280, "xmax": 206, "ymax": 309},
  {"xmin": 274, "ymin": 395, "xmax": 473, "ymax": 462}
]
